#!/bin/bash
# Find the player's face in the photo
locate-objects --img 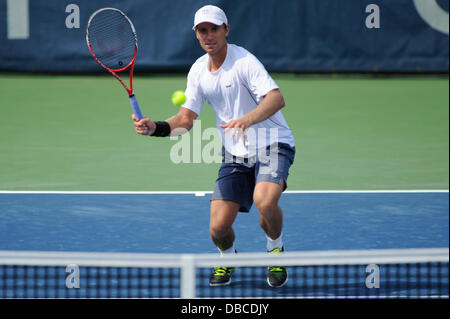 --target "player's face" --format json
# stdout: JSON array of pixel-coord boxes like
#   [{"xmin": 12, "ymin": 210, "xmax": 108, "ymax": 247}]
[{"xmin": 195, "ymin": 22, "xmax": 229, "ymax": 56}]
